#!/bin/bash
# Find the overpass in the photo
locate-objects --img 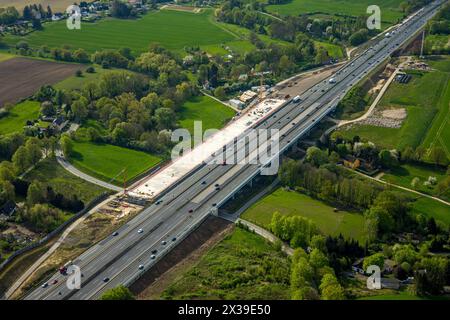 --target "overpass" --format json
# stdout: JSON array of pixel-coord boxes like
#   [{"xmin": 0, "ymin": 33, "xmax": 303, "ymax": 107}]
[{"xmin": 24, "ymin": 0, "xmax": 445, "ymax": 300}]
